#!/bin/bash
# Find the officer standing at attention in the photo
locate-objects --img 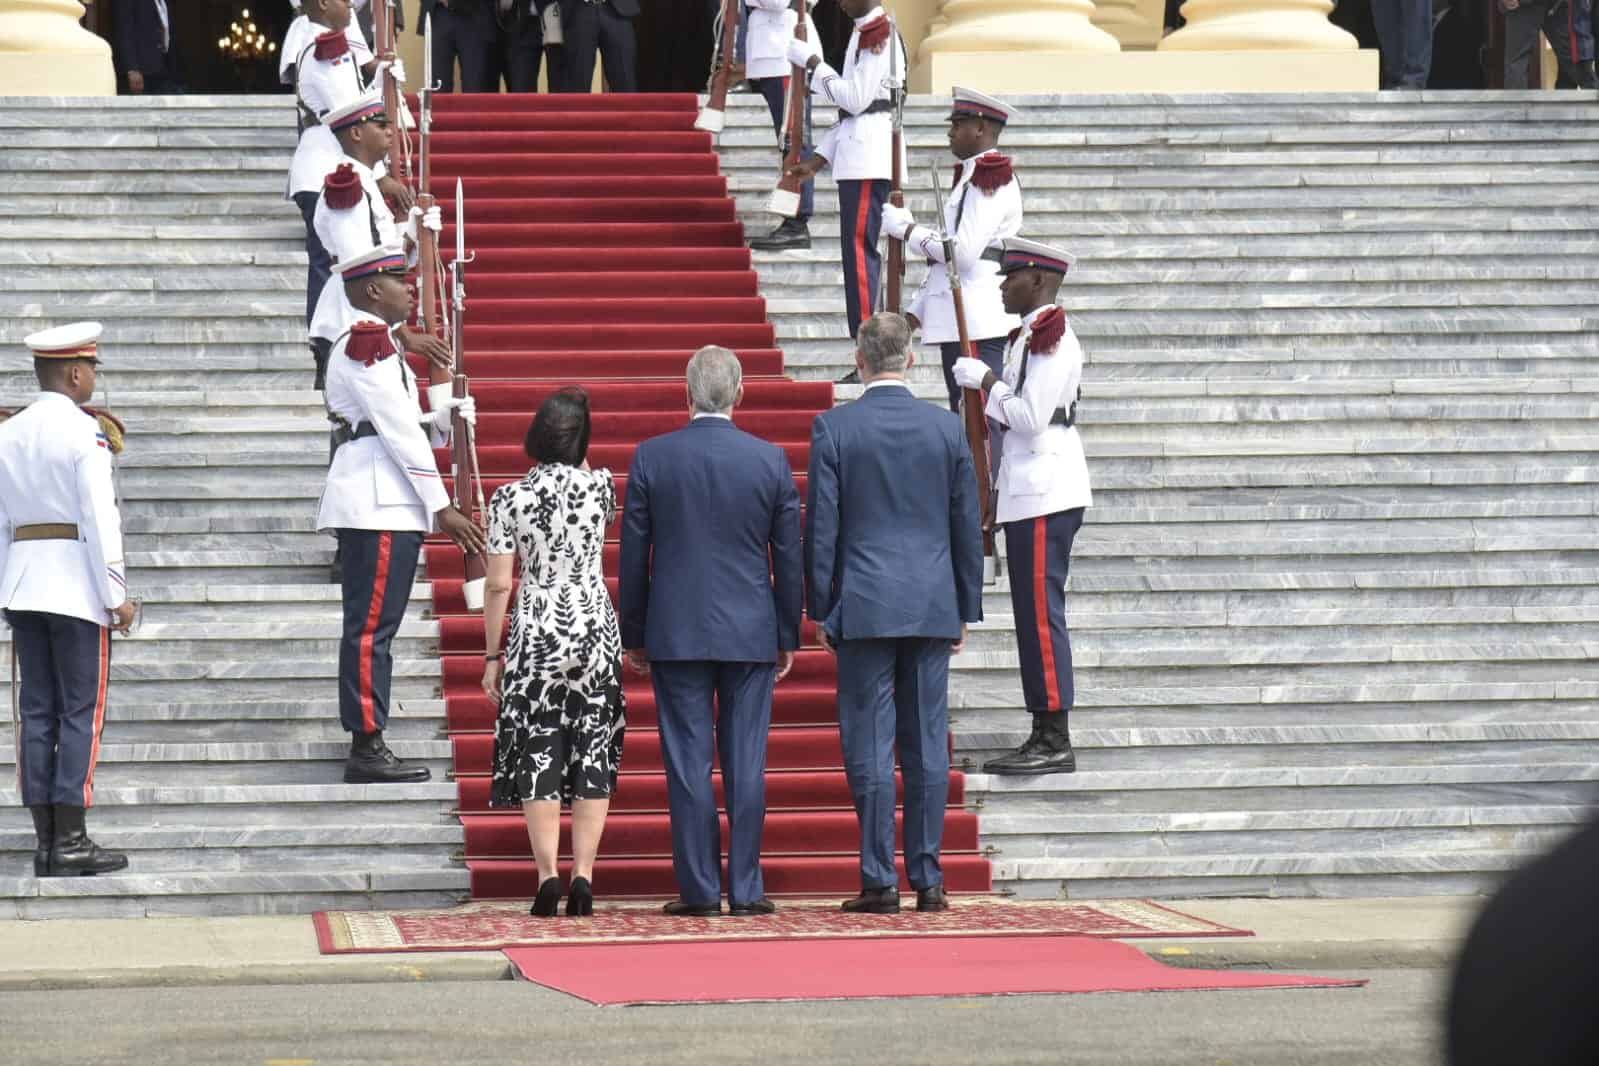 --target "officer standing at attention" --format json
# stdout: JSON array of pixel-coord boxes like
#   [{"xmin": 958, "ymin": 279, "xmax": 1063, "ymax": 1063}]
[
  {"xmin": 882, "ymin": 87, "xmax": 1023, "ymax": 414},
  {"xmin": 953, "ymin": 238, "xmax": 1091, "ymax": 776},
  {"xmin": 783, "ymin": 0, "xmax": 906, "ymax": 348},
  {"xmin": 745, "ymin": 0, "xmax": 819, "ymax": 252},
  {"xmin": 319, "ymin": 246, "xmax": 486, "ymax": 783},
  {"xmin": 1, "ymin": 323, "xmax": 136, "ymax": 877}
]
